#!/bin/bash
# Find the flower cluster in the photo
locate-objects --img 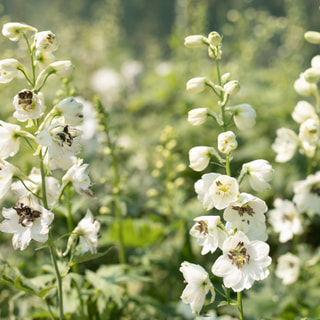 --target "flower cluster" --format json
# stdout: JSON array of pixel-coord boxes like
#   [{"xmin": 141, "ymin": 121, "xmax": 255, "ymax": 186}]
[
  {"xmin": 180, "ymin": 31, "xmax": 272, "ymax": 317},
  {"xmin": 0, "ymin": 22, "xmax": 98, "ymax": 253}
]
